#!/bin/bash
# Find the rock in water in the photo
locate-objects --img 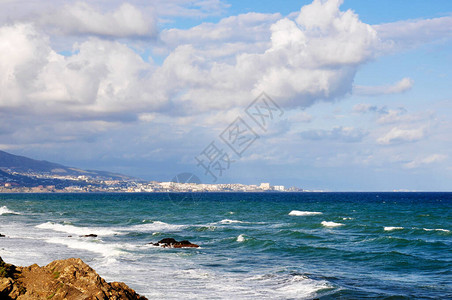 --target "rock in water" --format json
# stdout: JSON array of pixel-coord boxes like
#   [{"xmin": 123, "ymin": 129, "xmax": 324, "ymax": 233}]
[
  {"xmin": 81, "ymin": 234, "xmax": 98, "ymax": 238},
  {"xmin": 152, "ymin": 238, "xmax": 199, "ymax": 248},
  {"xmin": 0, "ymin": 256, "xmax": 147, "ymax": 299}
]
